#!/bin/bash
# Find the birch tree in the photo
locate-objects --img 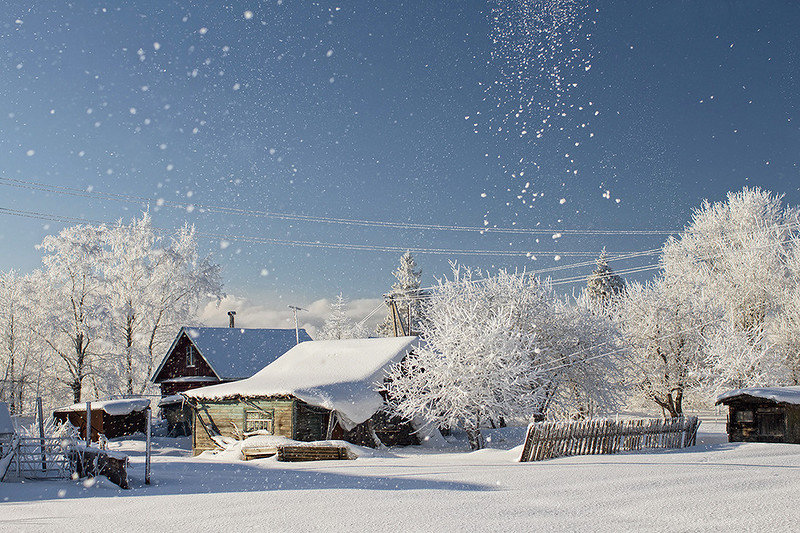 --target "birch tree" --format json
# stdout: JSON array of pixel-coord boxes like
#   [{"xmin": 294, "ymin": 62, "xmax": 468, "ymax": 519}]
[
  {"xmin": 36, "ymin": 224, "xmax": 108, "ymax": 403},
  {"xmin": 101, "ymin": 215, "xmax": 223, "ymax": 395}
]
